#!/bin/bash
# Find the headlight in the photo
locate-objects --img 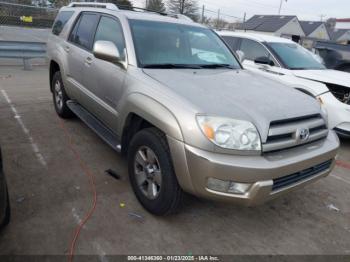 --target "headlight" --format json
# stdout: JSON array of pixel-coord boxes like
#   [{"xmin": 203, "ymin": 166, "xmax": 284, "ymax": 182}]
[{"xmin": 196, "ymin": 115, "xmax": 261, "ymax": 151}]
